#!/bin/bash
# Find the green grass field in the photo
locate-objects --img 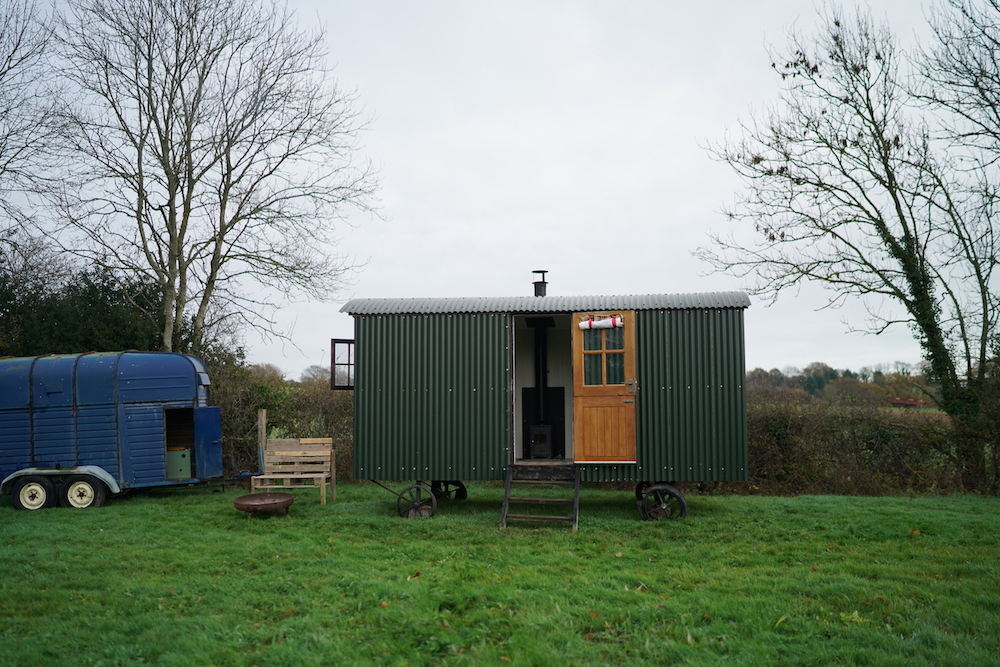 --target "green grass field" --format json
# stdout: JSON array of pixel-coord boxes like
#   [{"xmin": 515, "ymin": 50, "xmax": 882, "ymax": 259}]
[{"xmin": 1, "ymin": 483, "xmax": 998, "ymax": 666}]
